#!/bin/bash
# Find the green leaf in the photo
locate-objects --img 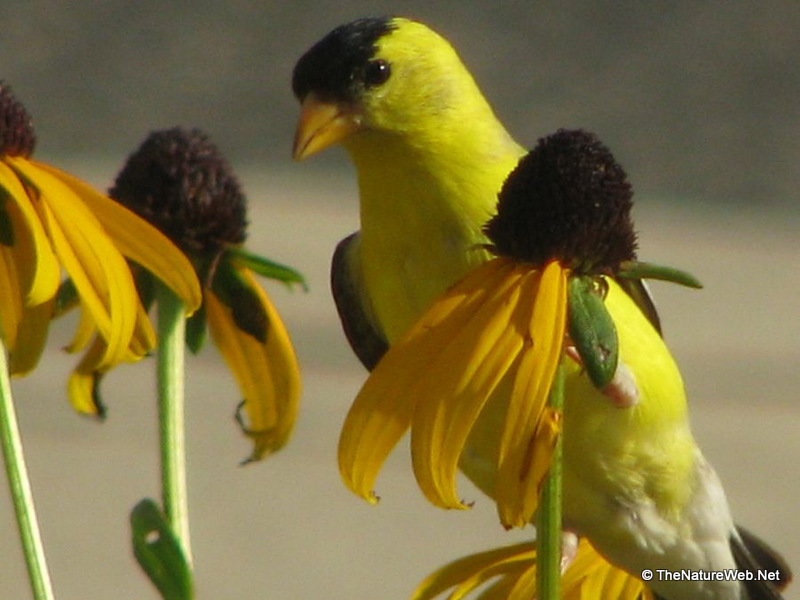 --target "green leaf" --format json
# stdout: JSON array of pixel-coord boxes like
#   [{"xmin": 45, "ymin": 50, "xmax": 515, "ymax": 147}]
[
  {"xmin": 54, "ymin": 278, "xmax": 80, "ymax": 317},
  {"xmin": 134, "ymin": 267, "xmax": 157, "ymax": 312},
  {"xmin": 211, "ymin": 259, "xmax": 269, "ymax": 343},
  {"xmin": 185, "ymin": 303, "xmax": 207, "ymax": 354},
  {"xmin": 130, "ymin": 499, "xmax": 194, "ymax": 600},
  {"xmin": 618, "ymin": 260, "xmax": 702, "ymax": 289},
  {"xmin": 567, "ymin": 276, "xmax": 618, "ymax": 390},
  {"xmin": 228, "ymin": 247, "xmax": 307, "ymax": 291}
]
